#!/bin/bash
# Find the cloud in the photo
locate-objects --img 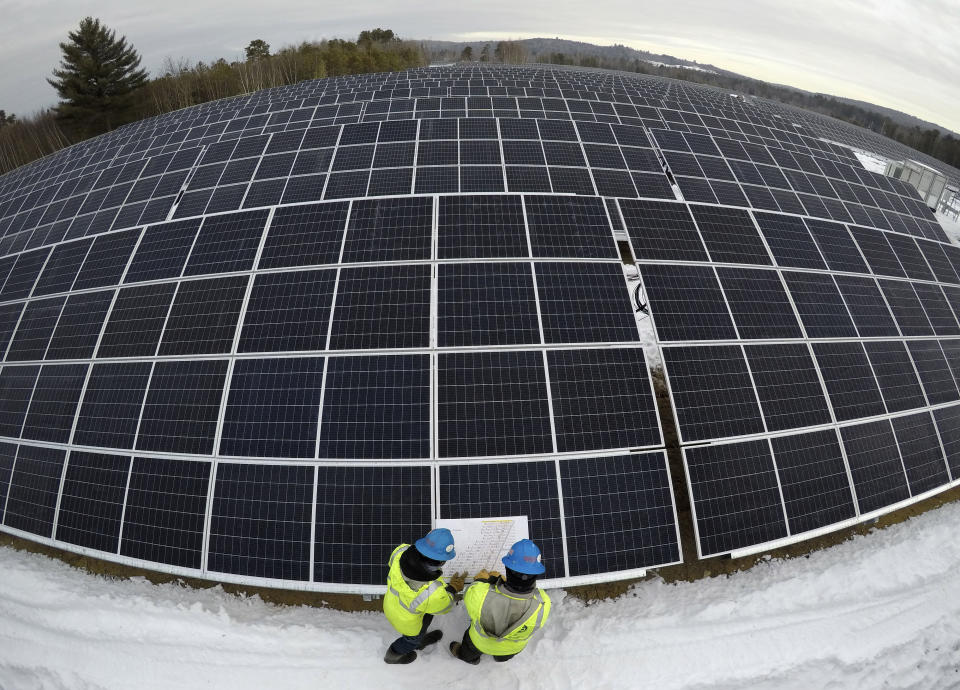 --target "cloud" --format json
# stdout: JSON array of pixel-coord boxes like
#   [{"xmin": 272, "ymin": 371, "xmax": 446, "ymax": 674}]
[{"xmin": 0, "ymin": 0, "xmax": 957, "ymax": 132}]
